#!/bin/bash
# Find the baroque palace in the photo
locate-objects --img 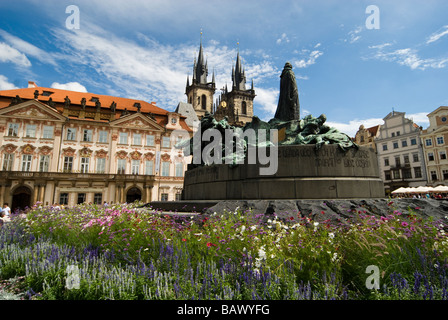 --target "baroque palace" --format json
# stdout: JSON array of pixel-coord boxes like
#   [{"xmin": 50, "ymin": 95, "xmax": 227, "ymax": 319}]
[
  {"xmin": 0, "ymin": 39, "xmax": 258, "ymax": 211},
  {"xmin": 0, "ymin": 81, "xmax": 192, "ymax": 211}
]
